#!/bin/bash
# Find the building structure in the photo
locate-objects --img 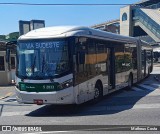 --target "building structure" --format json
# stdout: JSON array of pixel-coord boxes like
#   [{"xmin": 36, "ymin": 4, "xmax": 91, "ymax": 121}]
[
  {"xmin": 92, "ymin": 0, "xmax": 160, "ymax": 46},
  {"xmin": 92, "ymin": 19, "xmax": 120, "ymax": 34},
  {"xmin": 0, "ymin": 32, "xmax": 18, "ymax": 85},
  {"xmin": 120, "ymin": 0, "xmax": 160, "ymax": 44},
  {"xmin": 0, "ymin": 41, "xmax": 16, "ymax": 85},
  {"xmin": 0, "ymin": 19, "xmax": 45, "ymax": 85}
]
